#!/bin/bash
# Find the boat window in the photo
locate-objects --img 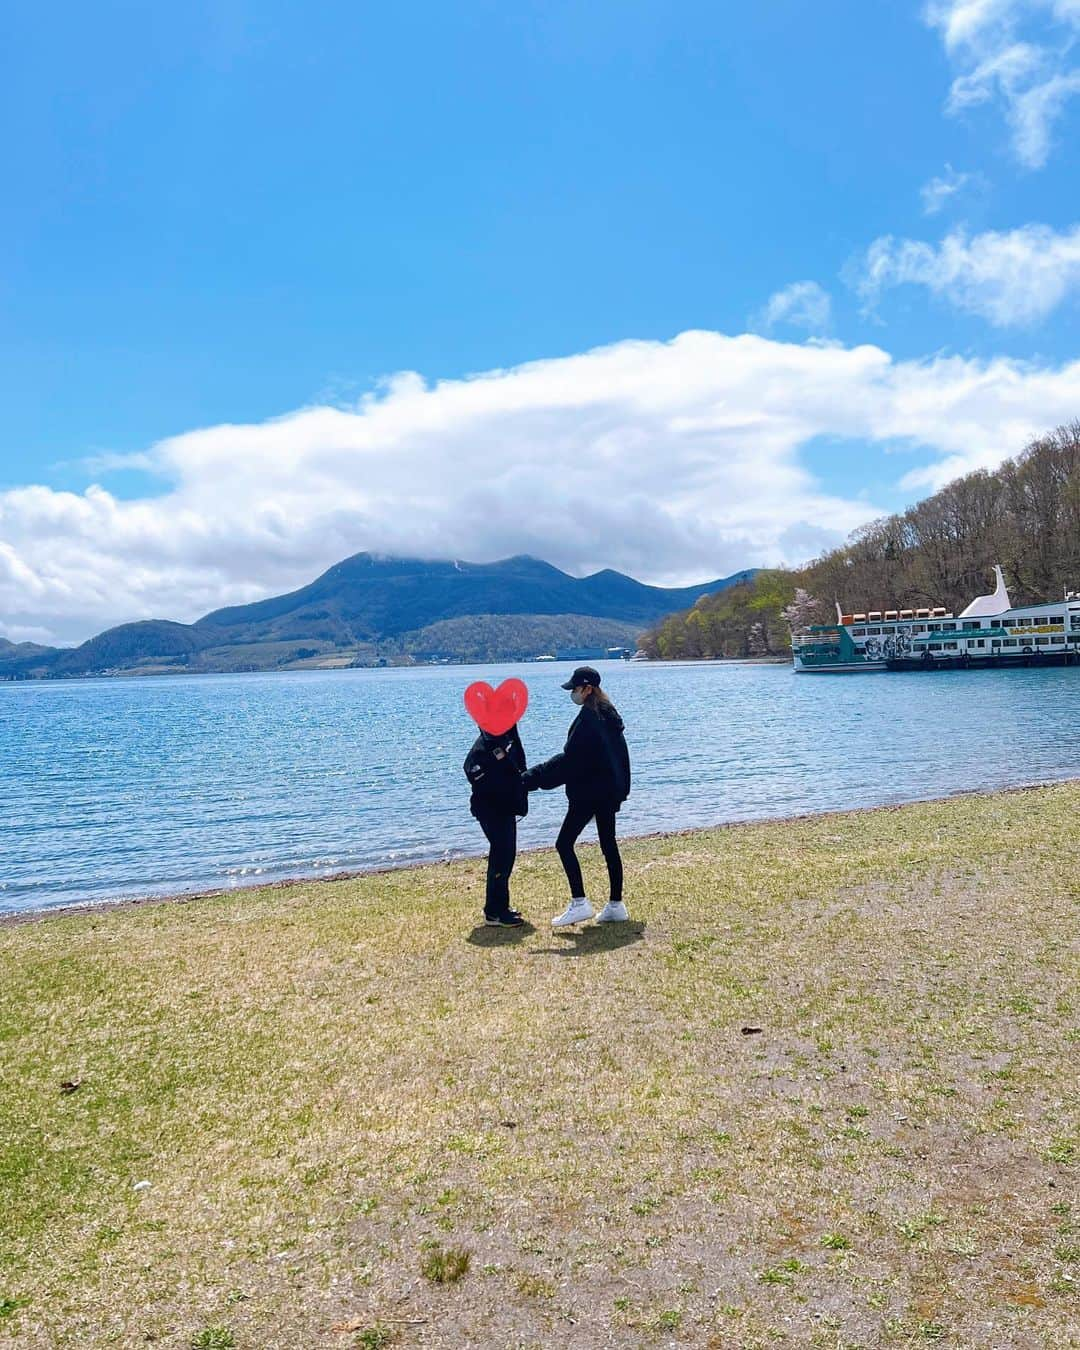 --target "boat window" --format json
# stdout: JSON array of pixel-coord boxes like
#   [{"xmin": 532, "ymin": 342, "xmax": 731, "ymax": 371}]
[
  {"xmin": 866, "ymin": 627, "xmax": 881, "ymax": 635},
  {"xmin": 1050, "ymin": 616, "xmax": 1064, "ymax": 623},
  {"xmin": 942, "ymin": 622, "xmax": 956, "ymax": 631},
  {"xmin": 1036, "ymin": 636, "xmax": 1049, "ymax": 645},
  {"xmin": 962, "ymin": 621, "xmax": 980, "ymax": 629},
  {"xmin": 992, "ymin": 640, "xmax": 1001, "ymax": 647},
  {"xmin": 928, "ymin": 623, "xmax": 940, "ymax": 631},
  {"xmin": 1003, "ymin": 638, "xmax": 1017, "ymax": 646},
  {"xmin": 1051, "ymin": 636, "xmax": 1065, "ymax": 644},
  {"xmin": 852, "ymin": 628, "xmax": 866, "ymax": 637},
  {"xmin": 944, "ymin": 641, "xmax": 958, "ymax": 649},
  {"xmin": 929, "ymin": 642, "xmax": 942, "ymax": 650},
  {"xmin": 974, "ymin": 639, "xmax": 985, "ymax": 647},
  {"xmin": 912, "ymin": 624, "xmax": 925, "ymax": 633}
]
